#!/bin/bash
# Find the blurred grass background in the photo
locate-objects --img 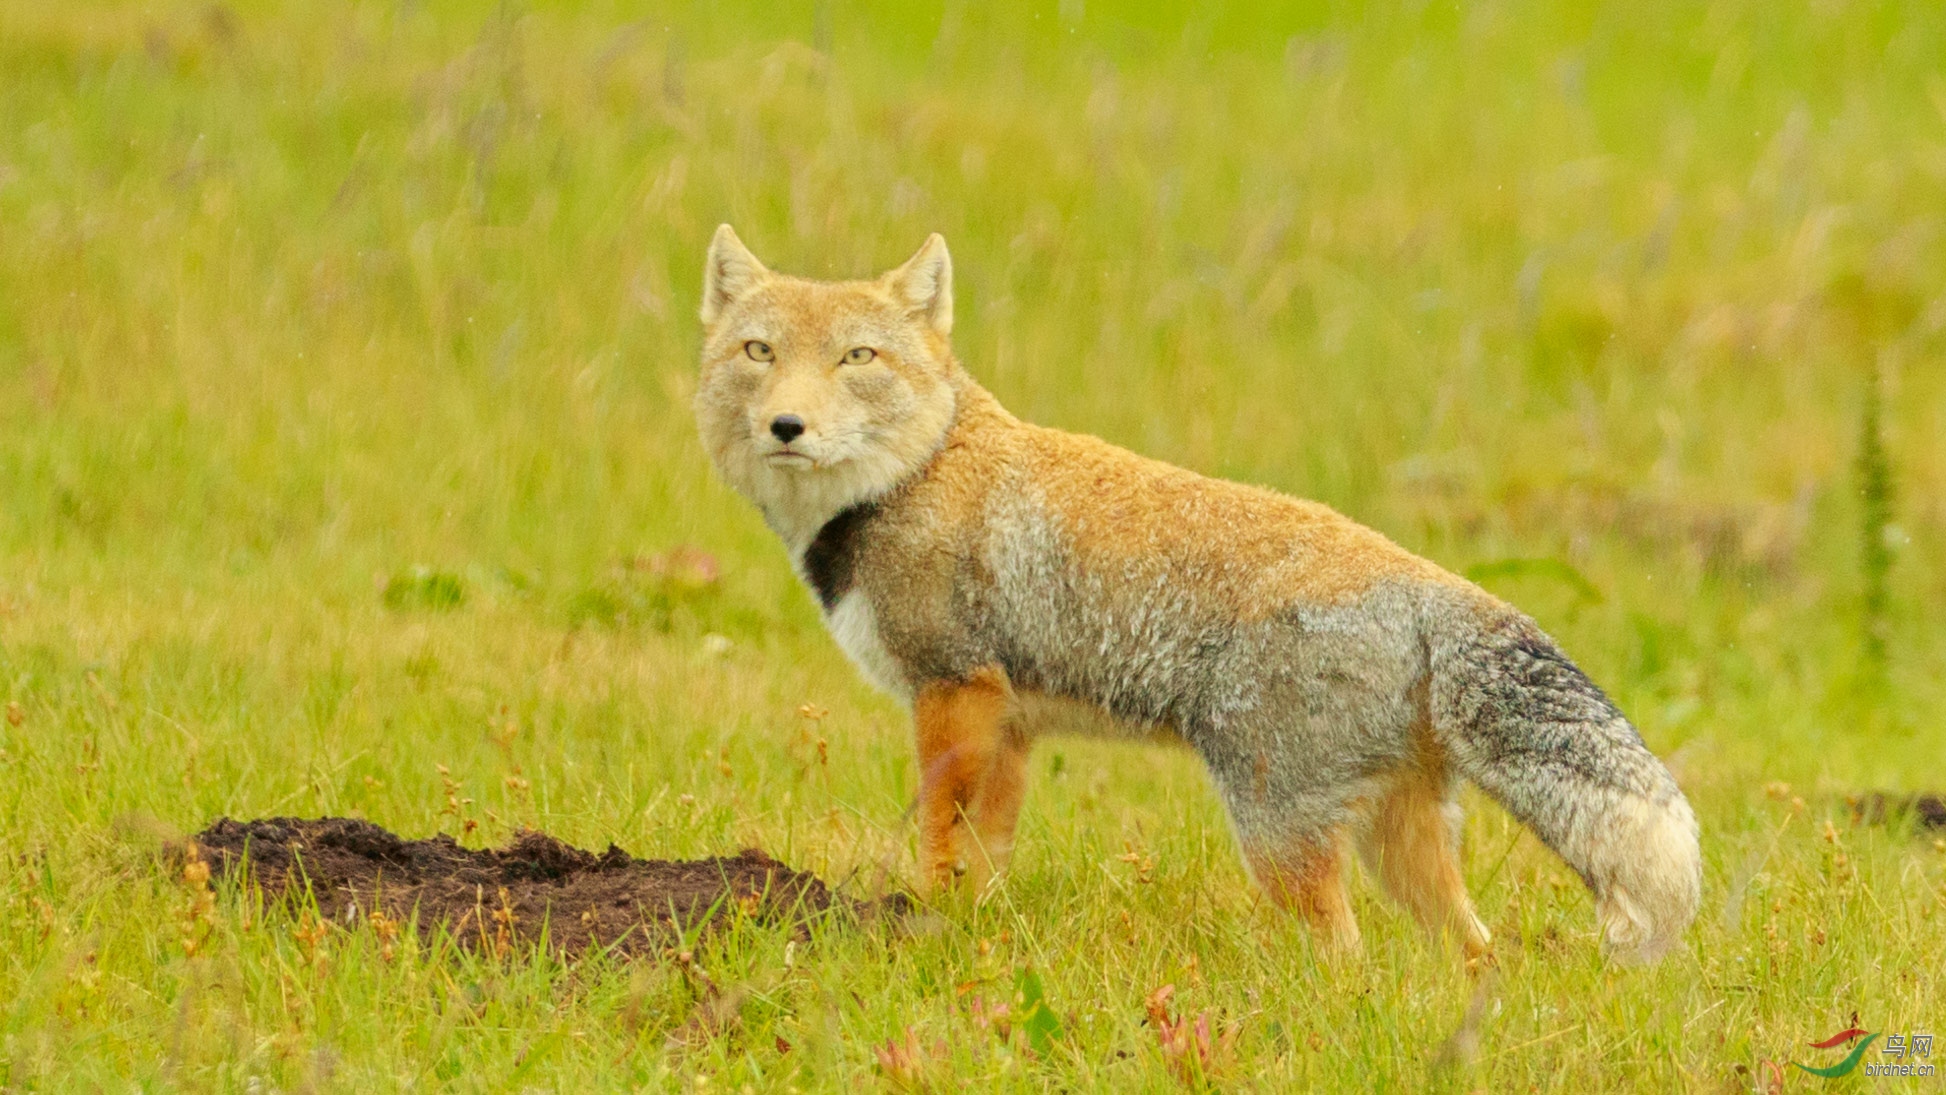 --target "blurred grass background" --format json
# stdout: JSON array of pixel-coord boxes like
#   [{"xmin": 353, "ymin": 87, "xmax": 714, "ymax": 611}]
[{"xmin": 1, "ymin": 1, "xmax": 1943, "ymax": 1090}]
